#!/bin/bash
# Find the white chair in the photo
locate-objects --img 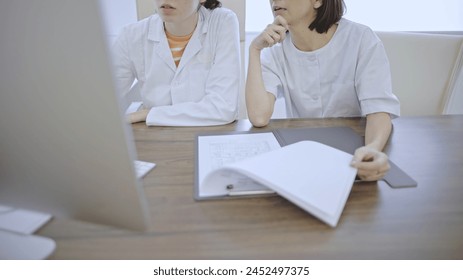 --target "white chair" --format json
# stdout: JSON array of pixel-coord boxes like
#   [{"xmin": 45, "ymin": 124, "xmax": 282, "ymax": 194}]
[
  {"xmin": 443, "ymin": 42, "xmax": 463, "ymax": 115},
  {"xmin": 134, "ymin": 0, "xmax": 247, "ymax": 118},
  {"xmin": 376, "ymin": 31, "xmax": 463, "ymax": 116}
]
